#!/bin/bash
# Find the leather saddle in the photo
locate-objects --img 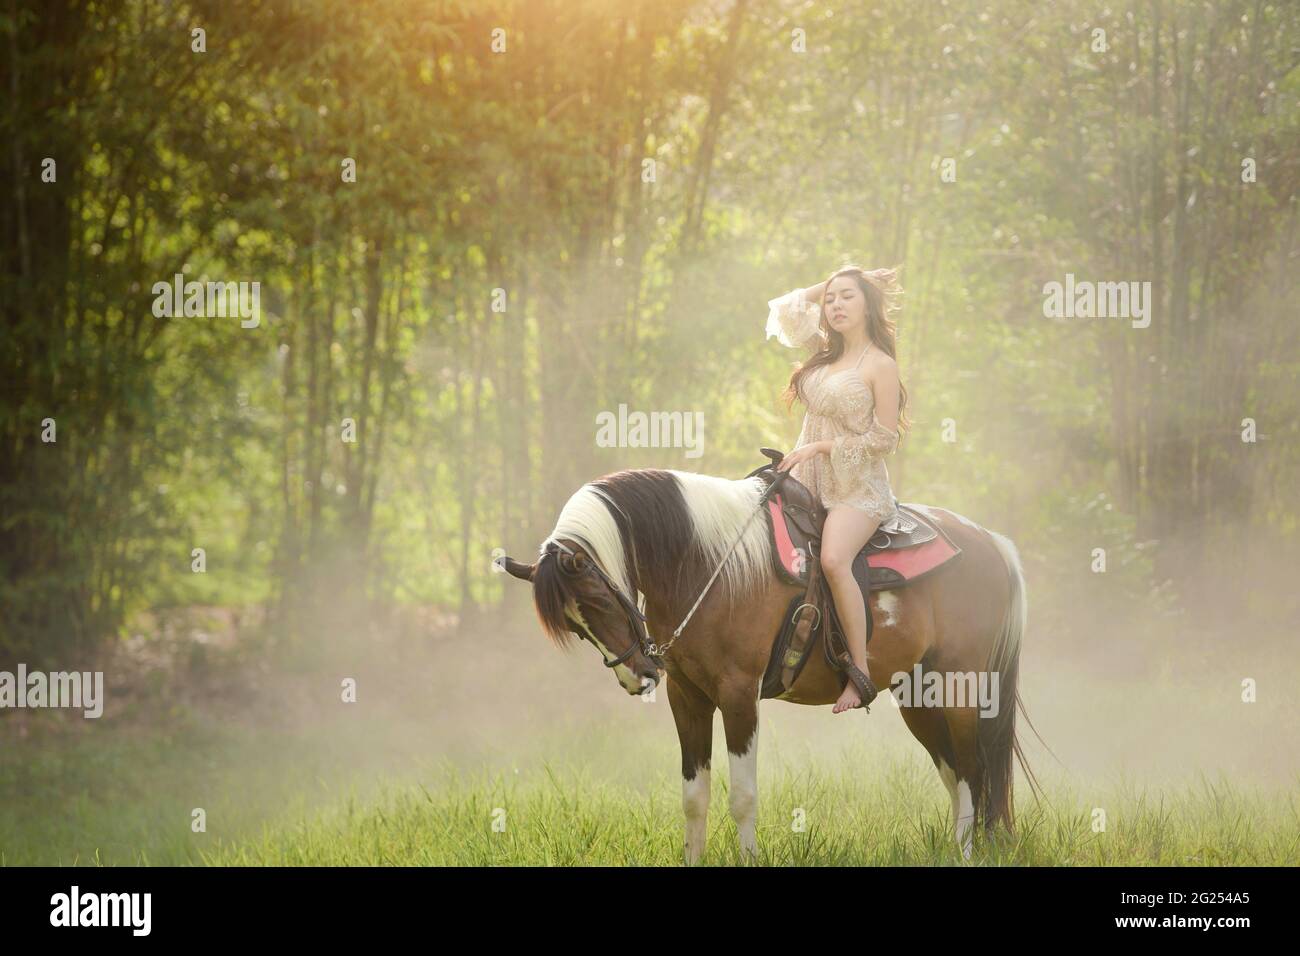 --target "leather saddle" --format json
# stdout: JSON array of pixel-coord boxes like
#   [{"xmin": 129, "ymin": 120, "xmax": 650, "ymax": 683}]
[
  {"xmin": 746, "ymin": 448, "xmax": 963, "ymax": 700},
  {"xmin": 746, "ymin": 447, "xmax": 950, "ymax": 591}
]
